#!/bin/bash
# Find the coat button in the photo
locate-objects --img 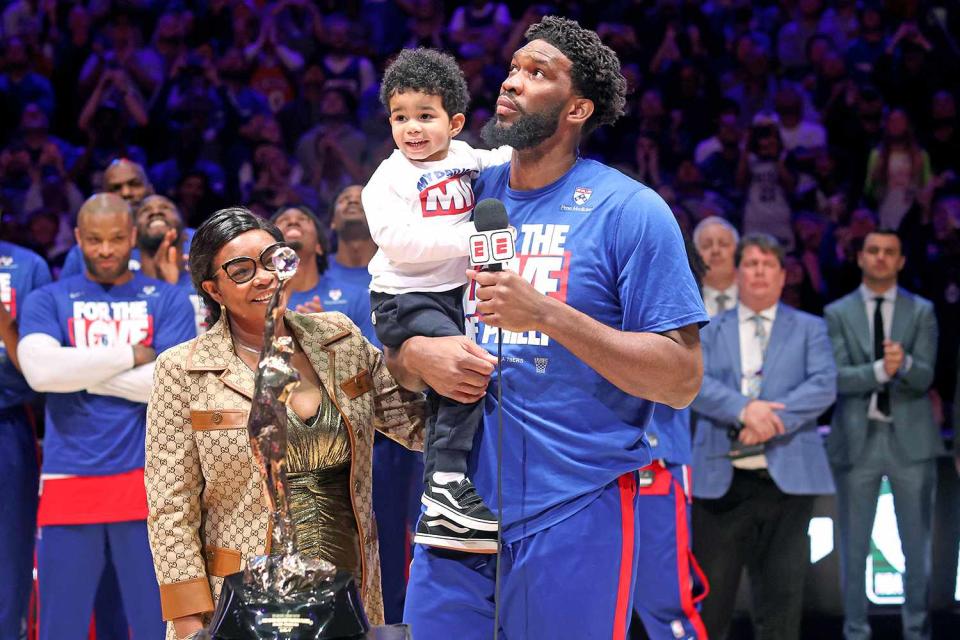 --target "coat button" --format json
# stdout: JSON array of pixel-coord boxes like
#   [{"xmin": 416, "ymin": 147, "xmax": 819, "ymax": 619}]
[
  {"xmin": 212, "ymin": 411, "xmax": 223, "ymax": 424},
  {"xmin": 354, "ymin": 428, "xmax": 363, "ymax": 440}
]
